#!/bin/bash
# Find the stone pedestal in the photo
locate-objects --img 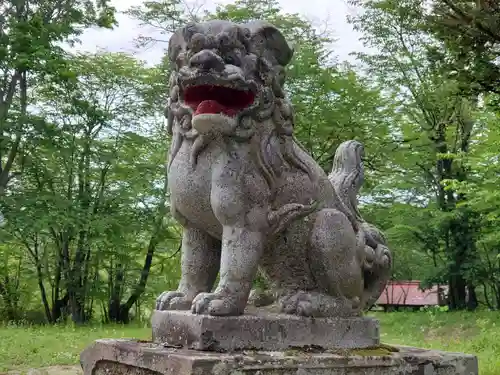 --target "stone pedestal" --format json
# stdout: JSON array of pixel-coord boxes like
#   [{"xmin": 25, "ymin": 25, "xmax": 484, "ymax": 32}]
[
  {"xmin": 80, "ymin": 339, "xmax": 478, "ymax": 375},
  {"xmin": 80, "ymin": 310, "xmax": 478, "ymax": 375},
  {"xmin": 151, "ymin": 310, "xmax": 380, "ymax": 351}
]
